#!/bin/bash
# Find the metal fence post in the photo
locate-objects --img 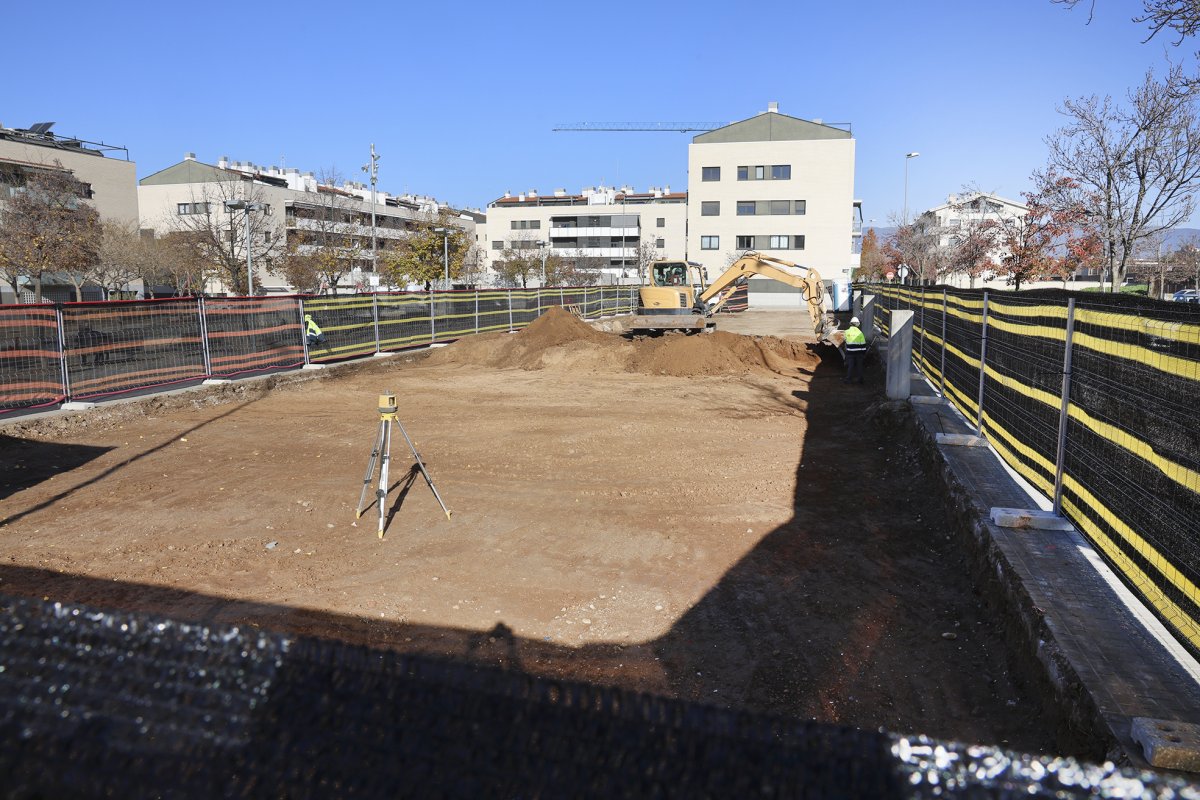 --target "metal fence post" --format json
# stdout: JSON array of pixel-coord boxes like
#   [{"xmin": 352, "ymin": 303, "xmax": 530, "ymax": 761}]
[
  {"xmin": 198, "ymin": 296, "xmax": 213, "ymax": 377},
  {"xmin": 372, "ymin": 293, "xmax": 381, "ymax": 354},
  {"xmin": 976, "ymin": 291, "xmax": 989, "ymax": 434},
  {"xmin": 1053, "ymin": 299, "xmax": 1077, "ymax": 516},
  {"xmin": 55, "ymin": 304, "xmax": 72, "ymax": 401},
  {"xmin": 939, "ymin": 289, "xmax": 947, "ymax": 396},
  {"xmin": 299, "ymin": 297, "xmax": 311, "ymax": 365},
  {"xmin": 507, "ymin": 289, "xmax": 514, "ymax": 332},
  {"xmin": 429, "ymin": 288, "xmax": 437, "ymax": 343},
  {"xmin": 560, "ymin": 287, "xmax": 565, "ymax": 309}
]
